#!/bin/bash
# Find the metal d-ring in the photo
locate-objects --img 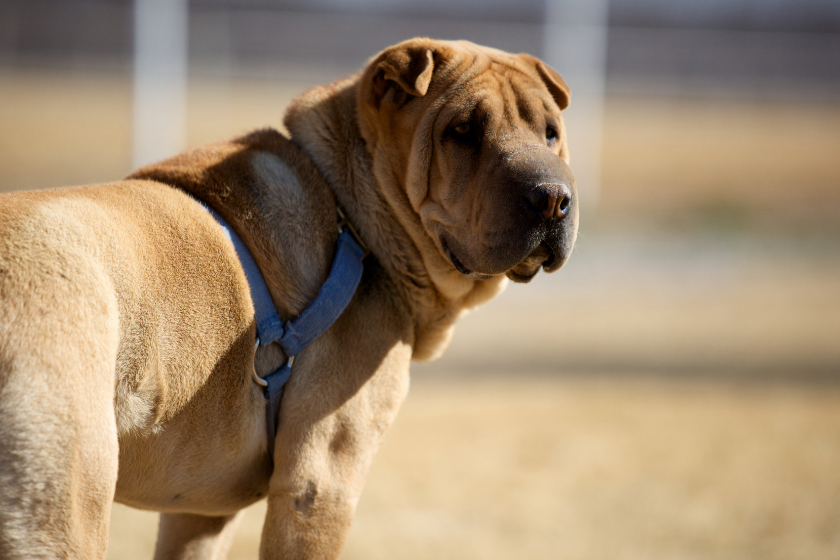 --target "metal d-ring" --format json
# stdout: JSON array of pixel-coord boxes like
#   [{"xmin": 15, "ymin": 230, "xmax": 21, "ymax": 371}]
[
  {"xmin": 251, "ymin": 337, "xmax": 295, "ymax": 388},
  {"xmin": 252, "ymin": 338, "xmax": 268, "ymax": 387},
  {"xmin": 252, "ymin": 371, "xmax": 268, "ymax": 387}
]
